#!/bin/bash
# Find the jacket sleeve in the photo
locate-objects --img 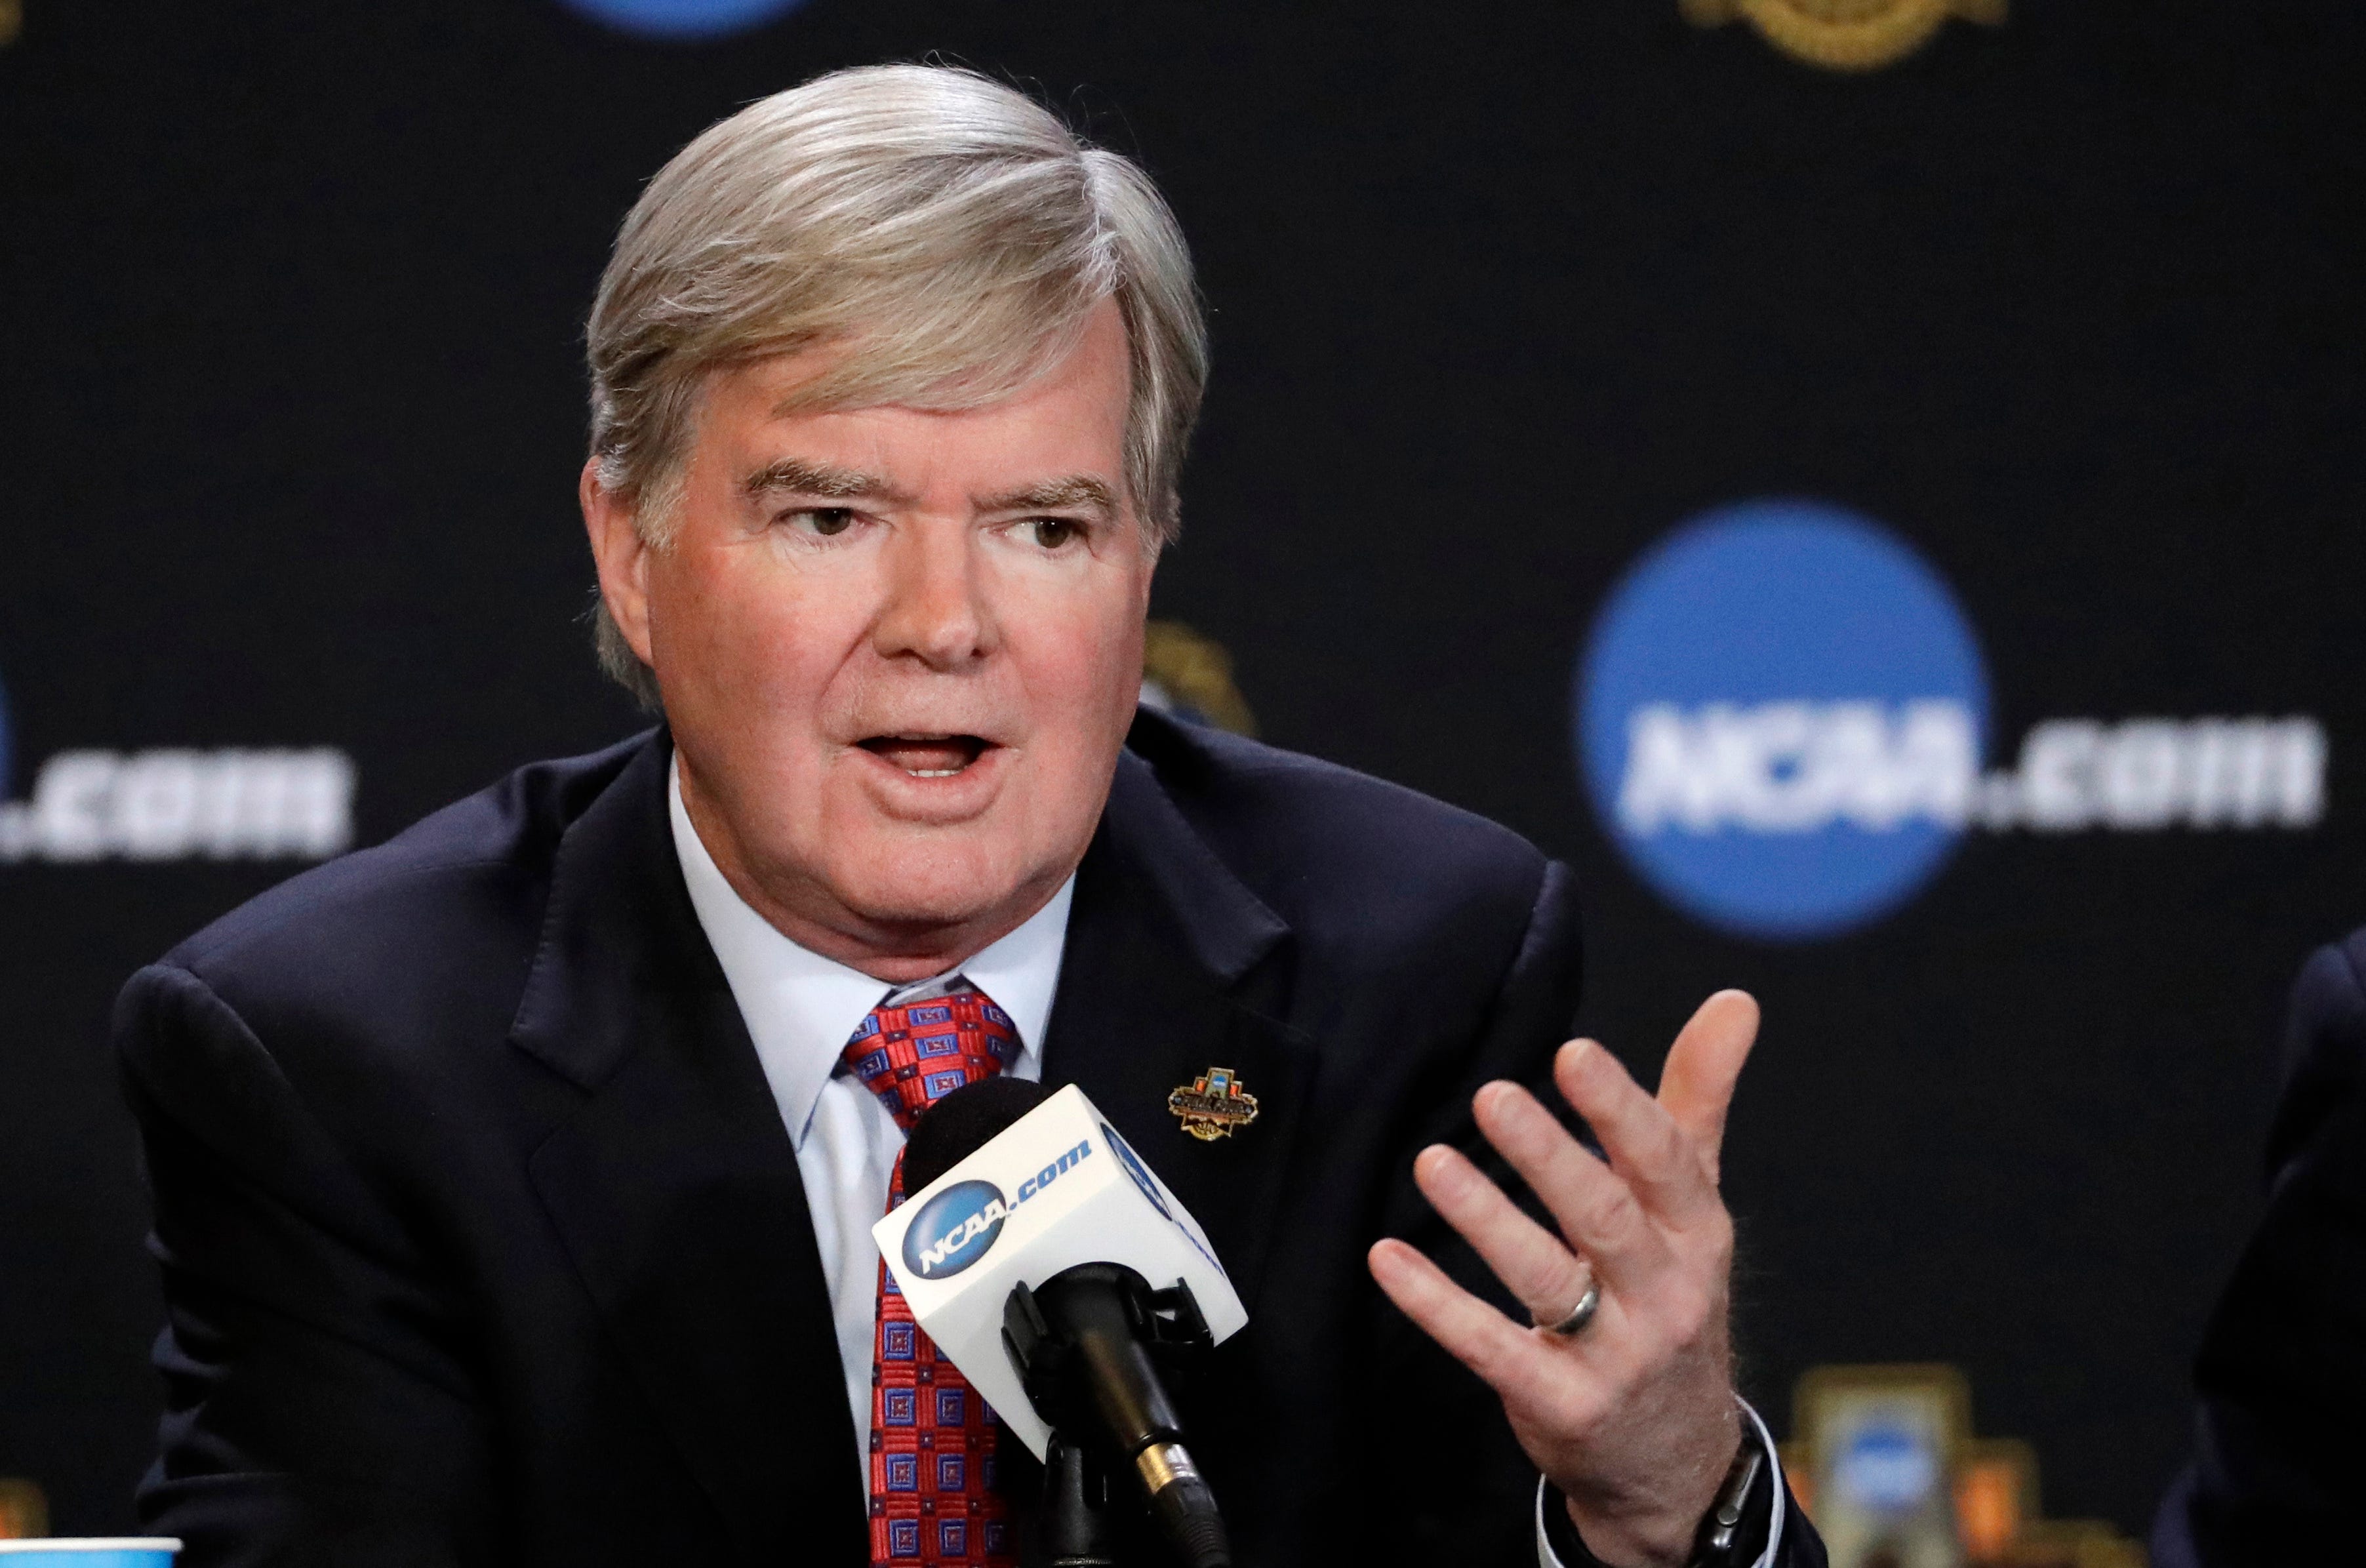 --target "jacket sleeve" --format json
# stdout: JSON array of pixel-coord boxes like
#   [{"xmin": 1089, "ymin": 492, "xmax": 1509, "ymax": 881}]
[
  {"xmin": 117, "ymin": 962, "xmax": 498, "ymax": 1568},
  {"xmin": 1350, "ymin": 856, "xmax": 1576, "ymax": 1561},
  {"xmin": 2163, "ymin": 936, "xmax": 2366, "ymax": 1567}
]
